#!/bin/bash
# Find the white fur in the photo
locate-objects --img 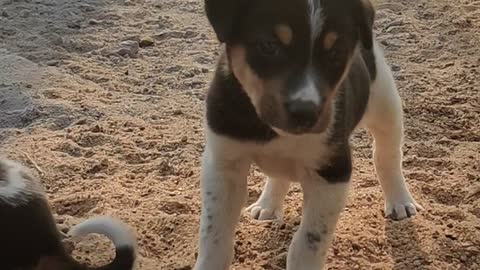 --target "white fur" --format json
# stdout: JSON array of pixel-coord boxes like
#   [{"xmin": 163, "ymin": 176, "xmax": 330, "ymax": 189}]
[
  {"xmin": 287, "ymin": 179, "xmax": 349, "ymax": 270},
  {"xmin": 68, "ymin": 216, "xmax": 136, "ymax": 249},
  {"xmin": 246, "ymin": 177, "xmax": 290, "ymax": 221},
  {"xmin": 194, "ymin": 137, "xmax": 250, "ymax": 270},
  {"xmin": 361, "ymin": 42, "xmax": 423, "ymax": 219},
  {"xmin": 0, "ymin": 159, "xmax": 41, "ymax": 206},
  {"xmin": 290, "ymin": 75, "xmax": 321, "ymax": 105},
  {"xmin": 309, "ymin": 0, "xmax": 324, "ymax": 43}
]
